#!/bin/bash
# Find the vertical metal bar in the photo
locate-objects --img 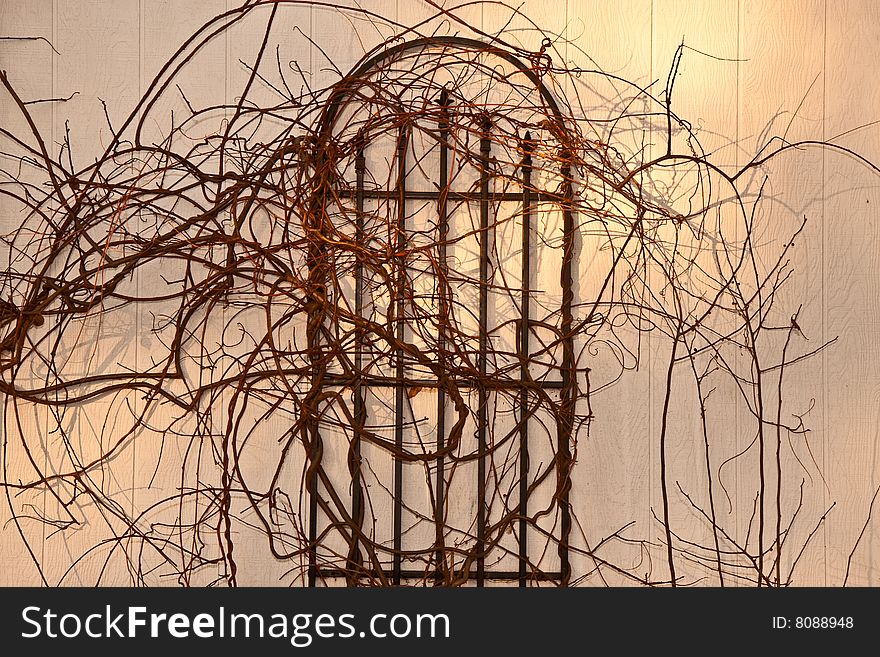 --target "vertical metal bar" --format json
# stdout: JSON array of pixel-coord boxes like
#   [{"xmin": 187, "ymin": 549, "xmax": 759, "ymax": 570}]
[
  {"xmin": 305, "ymin": 158, "xmax": 331, "ymax": 588},
  {"xmin": 558, "ymin": 151, "xmax": 575, "ymax": 586},
  {"xmin": 477, "ymin": 120, "xmax": 491, "ymax": 587},
  {"xmin": 393, "ymin": 124, "xmax": 408, "ymax": 585},
  {"xmin": 308, "ymin": 427, "xmax": 319, "ymax": 587},
  {"xmin": 435, "ymin": 90, "xmax": 449, "ymax": 582},
  {"xmin": 346, "ymin": 146, "xmax": 367, "ymax": 581},
  {"xmin": 519, "ymin": 133, "xmax": 534, "ymax": 587}
]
